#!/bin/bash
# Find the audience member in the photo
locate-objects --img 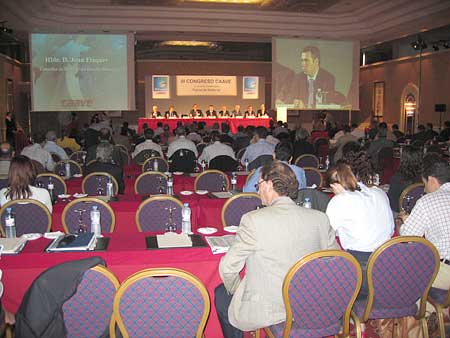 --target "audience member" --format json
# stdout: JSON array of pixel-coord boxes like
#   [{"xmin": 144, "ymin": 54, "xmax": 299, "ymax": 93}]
[
  {"xmin": 350, "ymin": 122, "xmax": 365, "ymax": 139},
  {"xmin": 243, "ymin": 141, "xmax": 306, "ymax": 193},
  {"xmin": 0, "ymin": 155, "xmax": 52, "ymax": 212},
  {"xmin": 167, "ymin": 127, "xmax": 198, "ymax": 158},
  {"xmin": 85, "ymin": 143, "xmax": 125, "ymax": 194},
  {"xmin": 5, "ymin": 112, "xmax": 17, "ymax": 149},
  {"xmin": 215, "ymin": 160, "xmax": 338, "ymax": 336},
  {"xmin": 232, "ymin": 126, "xmax": 250, "ymax": 152},
  {"xmin": 326, "ymin": 162, "xmax": 394, "ymax": 299},
  {"xmin": 387, "ymin": 146, "xmax": 422, "ymax": 213},
  {"xmin": 85, "ymin": 128, "xmax": 127, "ymax": 167},
  {"xmin": 220, "ymin": 124, "xmax": 234, "ymax": 145},
  {"xmin": 391, "ymin": 124, "xmax": 404, "ymax": 140},
  {"xmin": 241, "ymin": 127, "xmax": 275, "ymax": 164},
  {"xmin": 333, "ymin": 125, "xmax": 358, "ymax": 162},
  {"xmin": 412, "ymin": 124, "xmax": 427, "ymax": 144},
  {"xmin": 198, "ymin": 131, "xmax": 236, "ymax": 165},
  {"xmin": 399, "ymin": 153, "xmax": 450, "ymax": 292},
  {"xmin": 439, "ymin": 121, "xmax": 450, "ymax": 142},
  {"xmin": 292, "ymin": 128, "xmax": 314, "ymax": 160},
  {"xmin": 21, "ymin": 133, "xmax": 54, "ymax": 171},
  {"xmin": 342, "ymin": 150, "xmax": 375, "ymax": 186},
  {"xmin": 425, "ymin": 122, "xmax": 438, "ymax": 141},
  {"xmin": 43, "ymin": 131, "xmax": 68, "ymax": 160},
  {"xmin": 367, "ymin": 128, "xmax": 394, "ymax": 167},
  {"xmin": 131, "ymin": 128, "xmax": 162, "ymax": 159},
  {"xmin": 56, "ymin": 129, "xmax": 81, "ymax": 153}
]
